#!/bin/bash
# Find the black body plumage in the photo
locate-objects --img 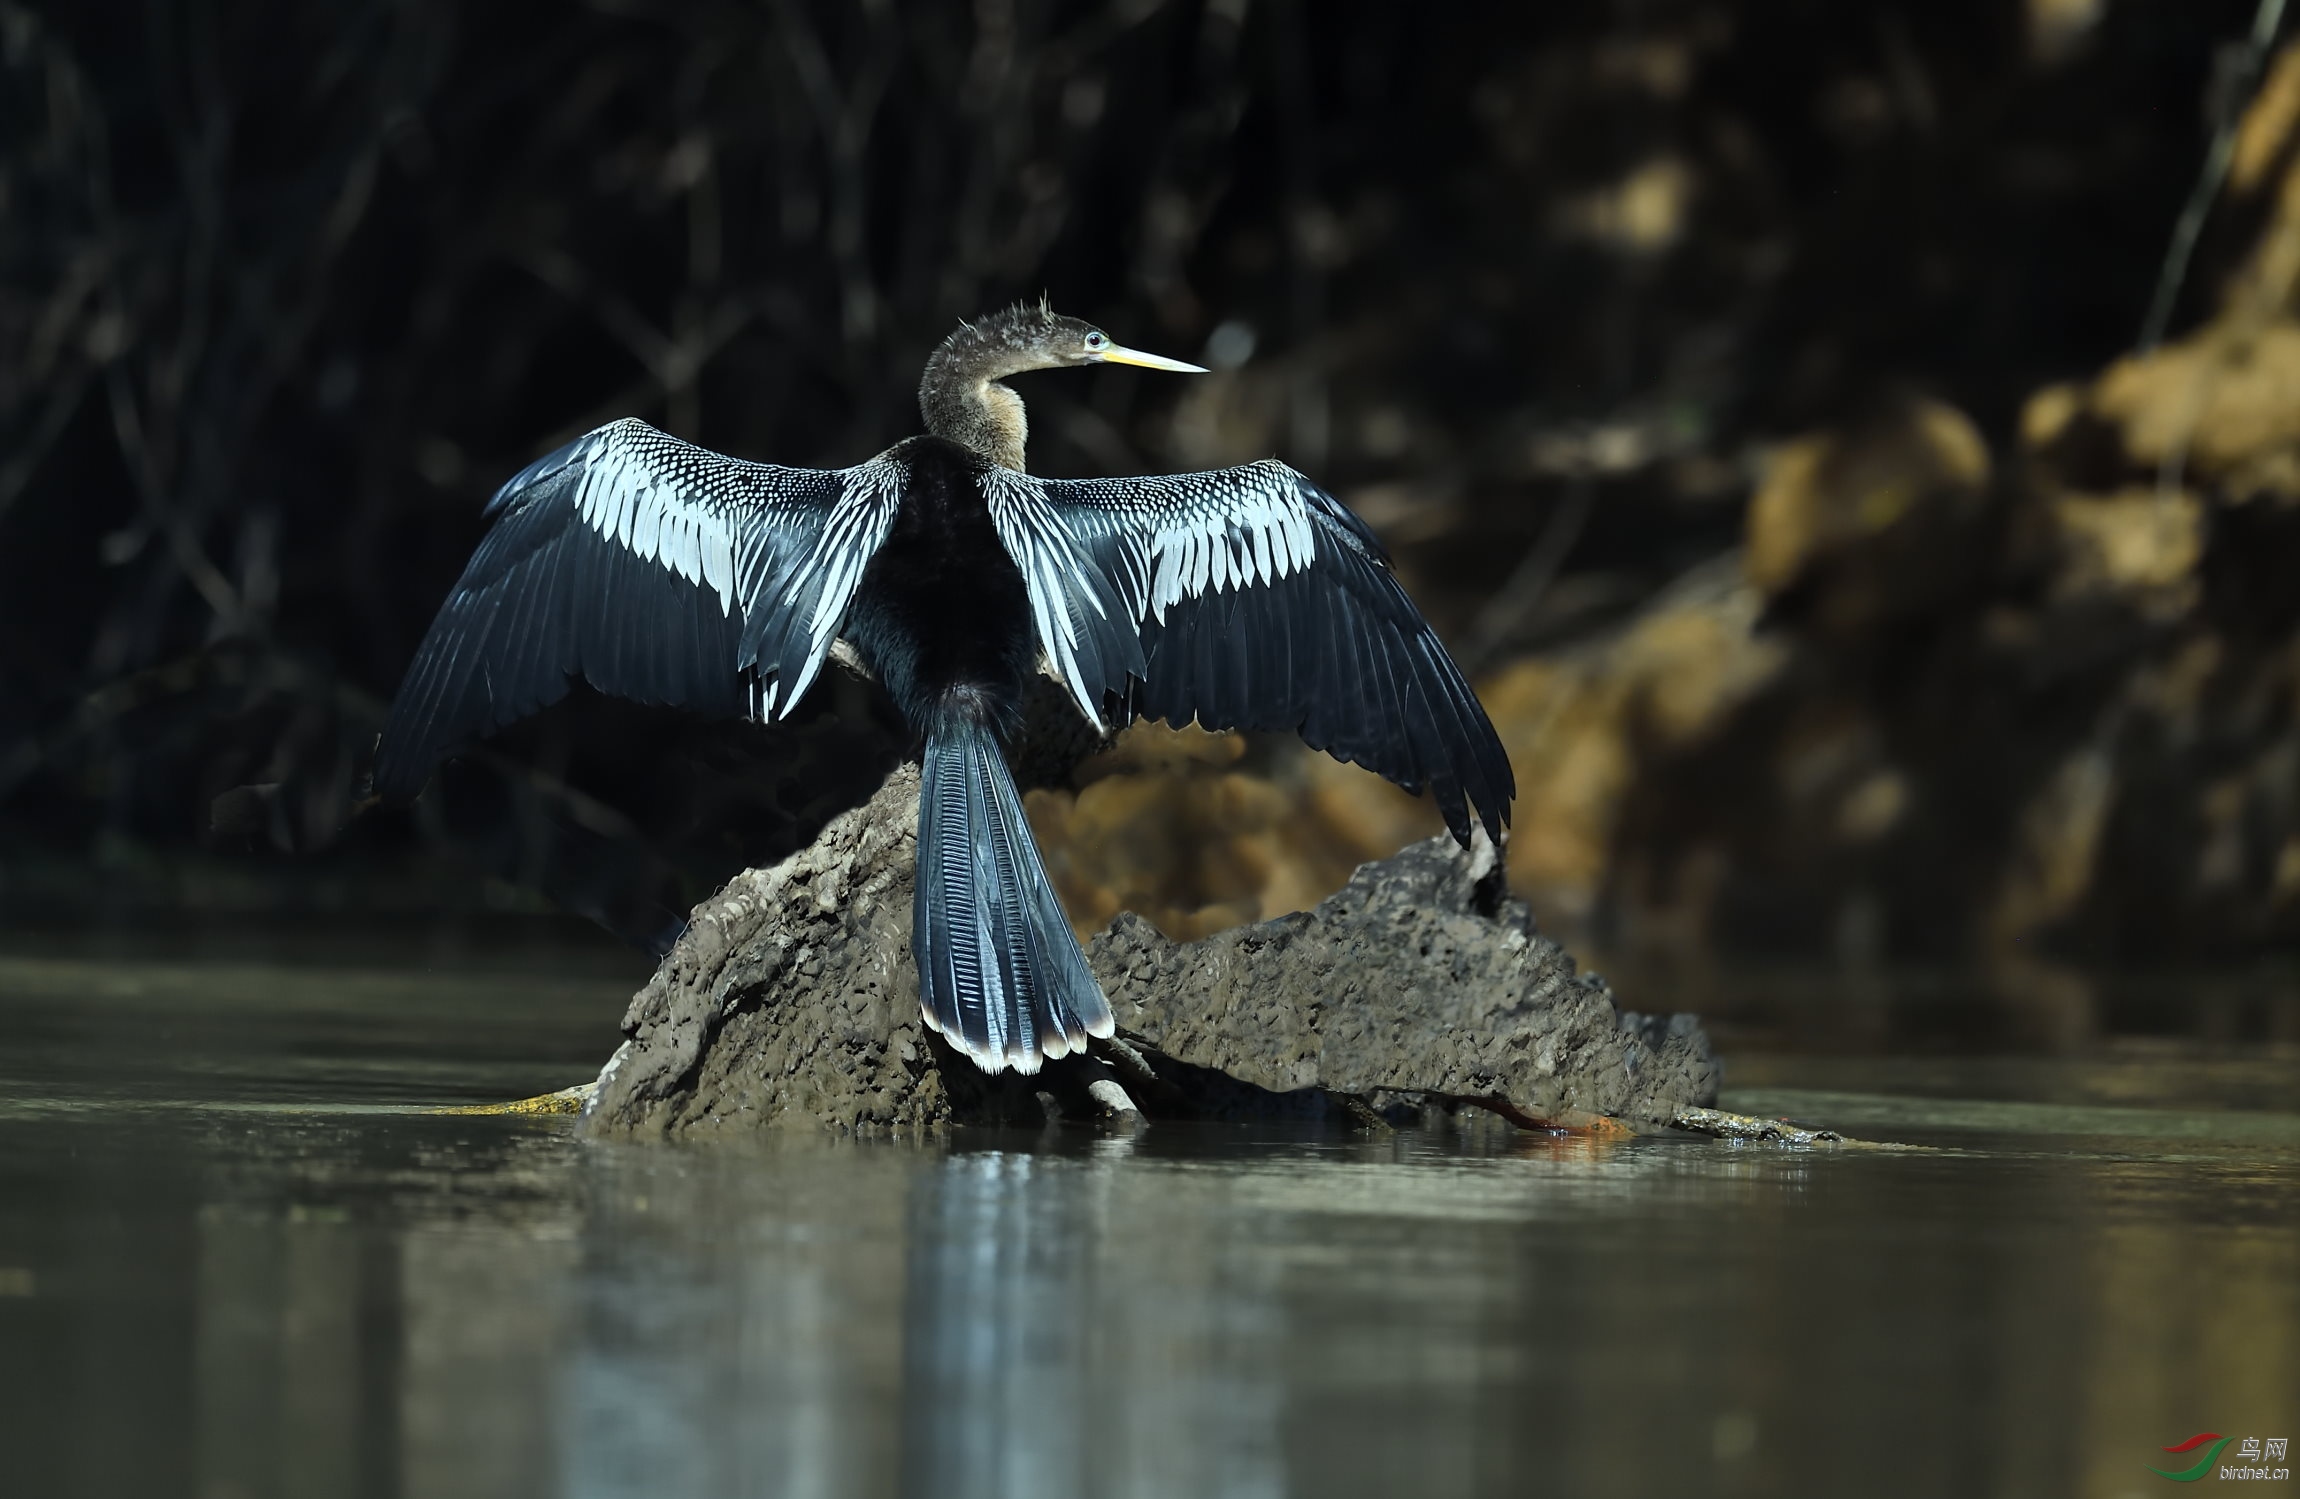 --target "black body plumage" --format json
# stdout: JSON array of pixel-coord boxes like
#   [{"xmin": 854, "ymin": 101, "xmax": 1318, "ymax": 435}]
[
  {"xmin": 841, "ymin": 437, "xmax": 1036, "ymax": 735},
  {"xmin": 374, "ymin": 305, "xmax": 1516, "ymax": 1076}
]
